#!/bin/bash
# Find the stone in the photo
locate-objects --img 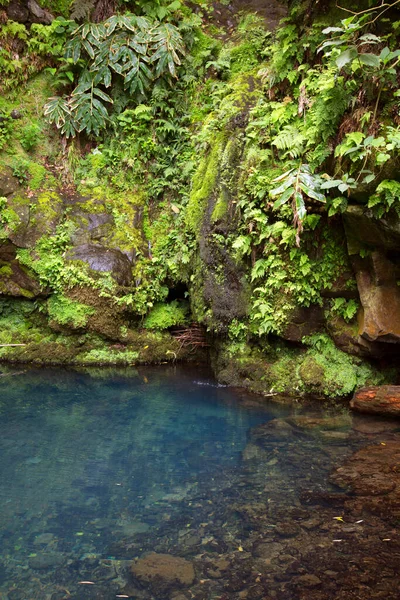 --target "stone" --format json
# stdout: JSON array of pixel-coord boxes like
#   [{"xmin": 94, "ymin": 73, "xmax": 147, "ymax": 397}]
[
  {"xmin": 68, "ymin": 244, "xmax": 132, "ymax": 286},
  {"xmin": 131, "ymin": 553, "xmax": 195, "ymax": 592},
  {"xmin": 0, "ymin": 249, "xmax": 43, "ymax": 298},
  {"xmin": 0, "ymin": 168, "xmax": 20, "ymax": 197},
  {"xmin": 249, "ymin": 419, "xmax": 294, "ymax": 447},
  {"xmin": 326, "ymin": 314, "xmax": 383, "ymax": 358},
  {"xmin": 275, "ymin": 522, "xmax": 300, "ymax": 537},
  {"xmin": 33, "ymin": 533, "xmax": 55, "ymax": 545},
  {"xmin": 253, "ymin": 542, "xmax": 283, "ymax": 559},
  {"xmin": 355, "ymin": 252, "xmax": 400, "ymax": 344},
  {"xmin": 6, "ymin": 0, "xmax": 29, "ymax": 22},
  {"xmin": 27, "ymin": 0, "xmax": 54, "ymax": 24},
  {"xmin": 293, "ymin": 574, "xmax": 322, "ymax": 588},
  {"xmin": 352, "ymin": 415, "xmax": 400, "ymax": 434},
  {"xmin": 119, "ymin": 520, "xmax": 150, "ymax": 536},
  {"xmin": 281, "ymin": 305, "xmax": 325, "ymax": 342},
  {"xmin": 28, "ymin": 552, "xmax": 64, "ymax": 569},
  {"xmin": 330, "ymin": 441, "xmax": 400, "ymax": 496},
  {"xmin": 351, "ymin": 386, "xmax": 400, "ymax": 417},
  {"xmin": 286, "ymin": 415, "xmax": 351, "ymax": 431},
  {"xmin": 343, "ymin": 204, "xmax": 400, "ymax": 254}
]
